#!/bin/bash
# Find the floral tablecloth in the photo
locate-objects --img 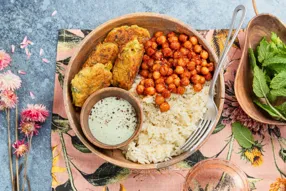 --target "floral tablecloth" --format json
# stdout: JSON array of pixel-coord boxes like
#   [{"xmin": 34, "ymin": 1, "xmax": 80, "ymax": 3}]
[{"xmin": 51, "ymin": 29, "xmax": 286, "ymax": 191}]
